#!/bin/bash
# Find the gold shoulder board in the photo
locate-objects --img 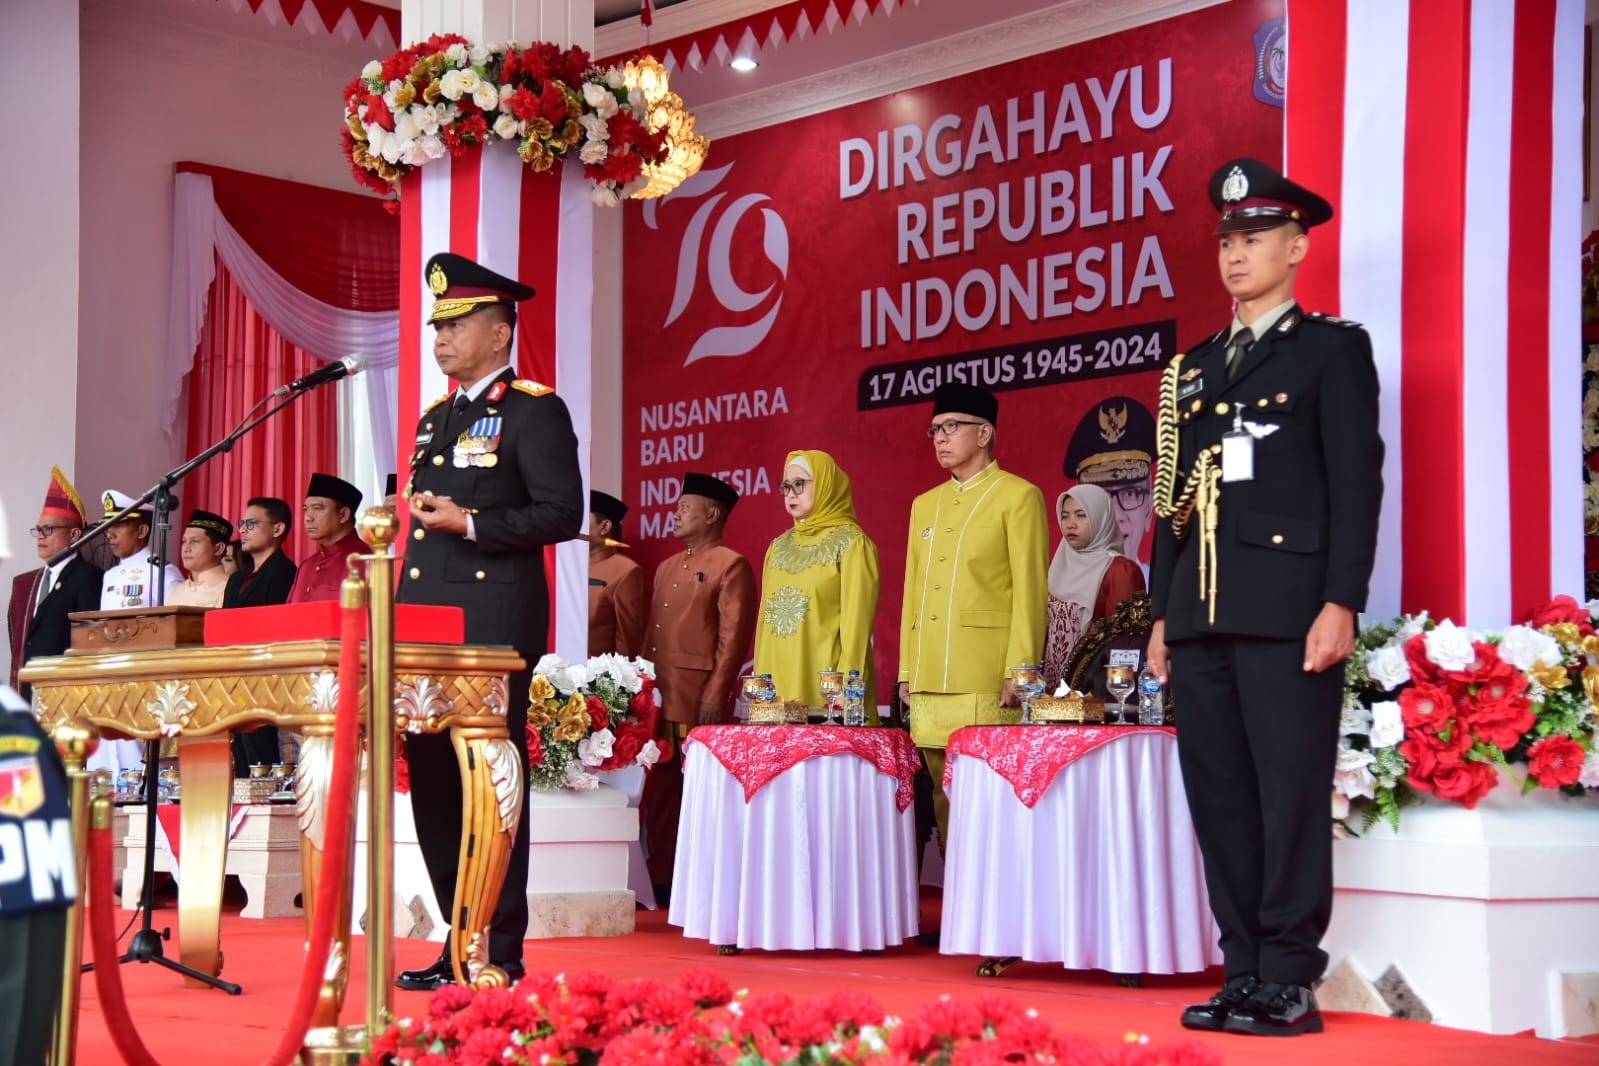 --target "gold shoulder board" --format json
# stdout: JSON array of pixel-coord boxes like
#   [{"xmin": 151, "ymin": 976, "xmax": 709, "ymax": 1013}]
[
  {"xmin": 424, "ymin": 391, "xmax": 452, "ymax": 411},
  {"xmin": 512, "ymin": 380, "xmax": 555, "ymax": 397}
]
